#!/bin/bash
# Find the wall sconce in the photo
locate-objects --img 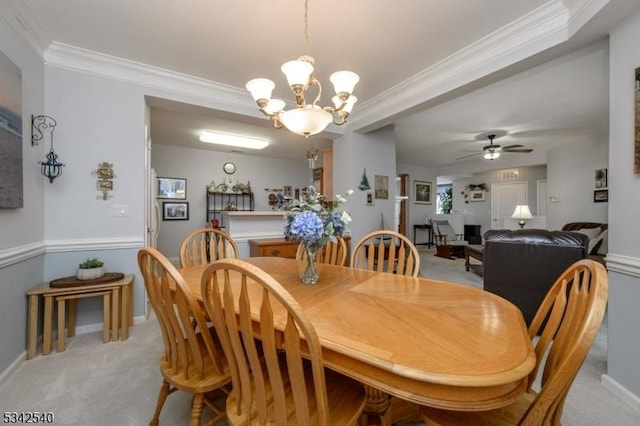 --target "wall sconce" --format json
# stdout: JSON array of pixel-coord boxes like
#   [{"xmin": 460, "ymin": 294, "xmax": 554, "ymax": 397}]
[{"xmin": 32, "ymin": 115, "xmax": 65, "ymax": 183}]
